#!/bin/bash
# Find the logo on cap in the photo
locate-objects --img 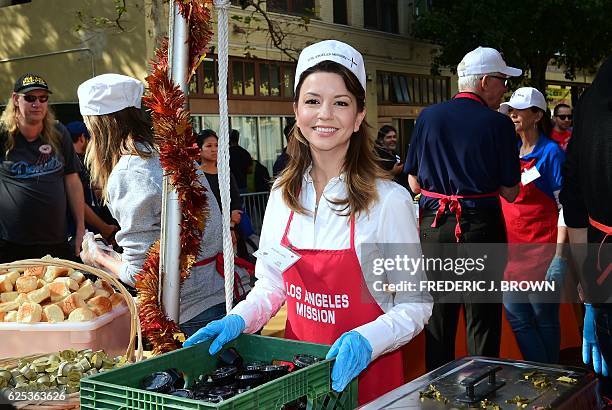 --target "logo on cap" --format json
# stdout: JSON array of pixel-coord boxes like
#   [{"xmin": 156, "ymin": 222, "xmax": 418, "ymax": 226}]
[
  {"xmin": 14, "ymin": 73, "xmax": 51, "ymax": 93},
  {"xmin": 21, "ymin": 75, "xmax": 47, "ymax": 87}
]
